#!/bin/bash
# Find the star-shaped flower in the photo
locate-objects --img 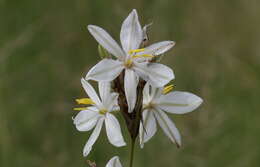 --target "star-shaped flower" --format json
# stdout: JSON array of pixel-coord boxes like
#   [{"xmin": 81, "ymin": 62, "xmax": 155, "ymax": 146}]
[
  {"xmin": 86, "ymin": 9, "xmax": 175, "ymax": 113},
  {"xmin": 73, "ymin": 79, "xmax": 126, "ymax": 157},
  {"xmin": 105, "ymin": 156, "xmax": 122, "ymax": 167},
  {"xmin": 139, "ymin": 83, "xmax": 203, "ymax": 148}
]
